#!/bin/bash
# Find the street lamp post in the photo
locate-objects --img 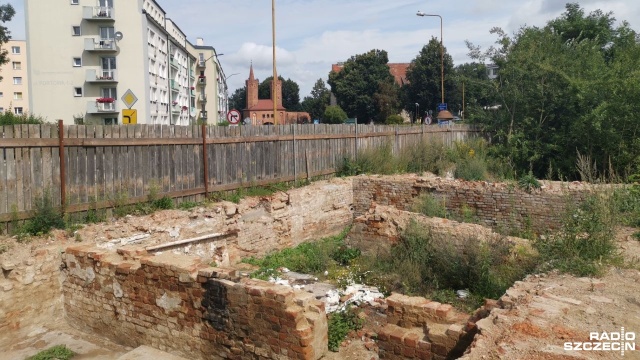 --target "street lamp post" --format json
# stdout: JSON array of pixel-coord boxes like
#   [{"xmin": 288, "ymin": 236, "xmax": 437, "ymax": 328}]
[
  {"xmin": 415, "ymin": 103, "xmax": 419, "ymax": 124},
  {"xmin": 272, "ymin": 0, "xmax": 278, "ymax": 125},
  {"xmin": 416, "ymin": 11, "xmax": 453, "ymax": 121}
]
